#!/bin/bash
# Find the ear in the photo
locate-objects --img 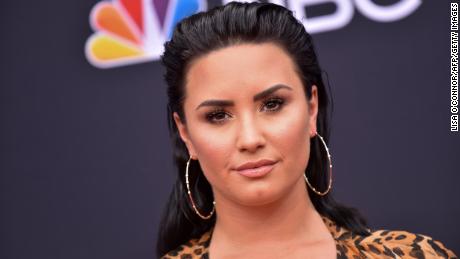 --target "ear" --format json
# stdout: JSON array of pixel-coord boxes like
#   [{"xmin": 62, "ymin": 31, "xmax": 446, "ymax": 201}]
[
  {"xmin": 308, "ymin": 85, "xmax": 319, "ymax": 138},
  {"xmin": 173, "ymin": 112, "xmax": 197, "ymax": 159}
]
